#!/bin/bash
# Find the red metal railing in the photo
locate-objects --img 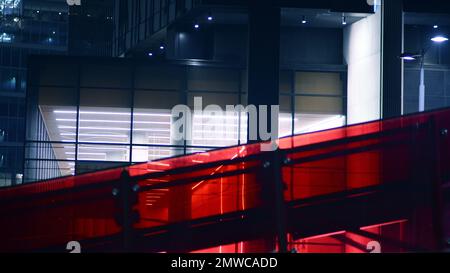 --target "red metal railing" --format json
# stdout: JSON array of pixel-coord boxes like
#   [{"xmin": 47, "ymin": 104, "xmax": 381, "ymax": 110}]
[{"xmin": 1, "ymin": 108, "xmax": 449, "ymax": 252}]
